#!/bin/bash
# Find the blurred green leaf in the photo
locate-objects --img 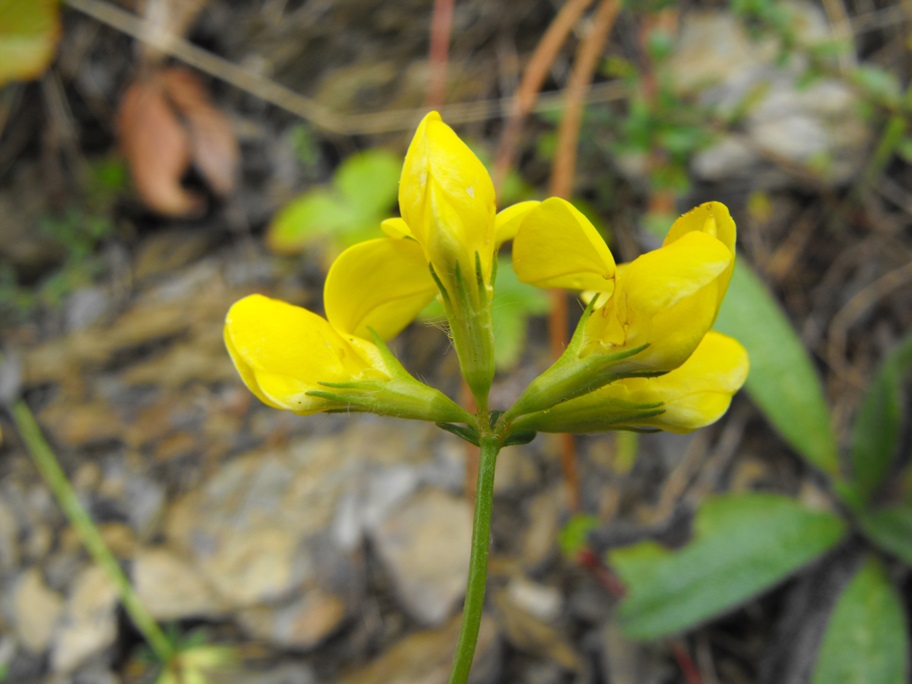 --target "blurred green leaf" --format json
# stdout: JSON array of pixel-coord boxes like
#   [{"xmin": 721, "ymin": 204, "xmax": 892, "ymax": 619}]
[
  {"xmin": 851, "ymin": 65, "xmax": 902, "ymax": 108},
  {"xmin": 714, "ymin": 262, "xmax": 839, "ymax": 477},
  {"xmin": 609, "ymin": 493, "xmax": 847, "ymax": 639},
  {"xmin": 0, "ymin": 0, "xmax": 59, "ymax": 86},
  {"xmin": 267, "ymin": 149, "xmax": 399, "ymax": 258},
  {"xmin": 811, "ymin": 555, "xmax": 909, "ymax": 684},
  {"xmin": 334, "ymin": 149, "xmax": 401, "ymax": 217},
  {"xmin": 267, "ymin": 189, "xmax": 357, "ymax": 255},
  {"xmin": 850, "ymin": 332, "xmax": 912, "ymax": 503},
  {"xmin": 858, "ymin": 502, "xmax": 912, "ymax": 564},
  {"xmin": 558, "ymin": 514, "xmax": 600, "ymax": 559}
]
